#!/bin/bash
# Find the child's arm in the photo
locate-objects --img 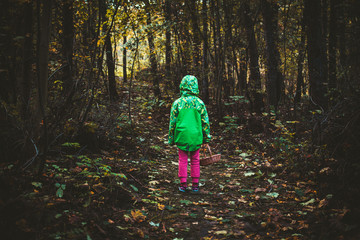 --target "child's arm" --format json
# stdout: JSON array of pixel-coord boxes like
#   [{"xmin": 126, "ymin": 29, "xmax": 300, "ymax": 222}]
[
  {"xmin": 168, "ymin": 101, "xmax": 178, "ymax": 145},
  {"xmin": 201, "ymin": 105, "xmax": 211, "ymax": 143}
]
